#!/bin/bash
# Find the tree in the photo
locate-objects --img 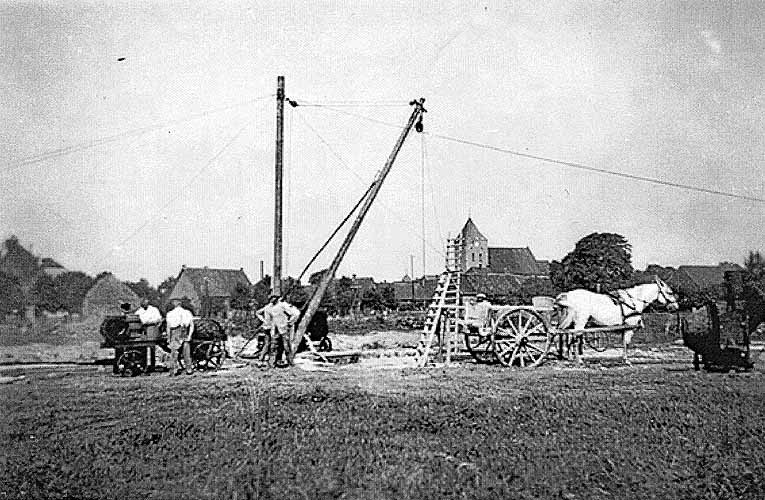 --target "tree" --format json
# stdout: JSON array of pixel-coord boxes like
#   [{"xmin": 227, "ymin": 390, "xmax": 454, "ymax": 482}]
[
  {"xmin": 550, "ymin": 233, "xmax": 633, "ymax": 292},
  {"xmin": 379, "ymin": 284, "xmax": 396, "ymax": 310},
  {"xmin": 0, "ymin": 272, "xmax": 25, "ymax": 315},
  {"xmin": 283, "ymin": 277, "xmax": 309, "ymax": 306},
  {"xmin": 53, "ymin": 272, "xmax": 94, "ymax": 313},
  {"xmin": 744, "ymin": 250, "xmax": 765, "ymax": 282},
  {"xmin": 327, "ymin": 276, "xmax": 354, "ymax": 316},
  {"xmin": 360, "ymin": 288, "xmax": 383, "ymax": 311},
  {"xmin": 32, "ymin": 274, "xmax": 59, "ymax": 312},
  {"xmin": 157, "ymin": 275, "xmax": 178, "ymax": 303},
  {"xmin": 32, "ymin": 271, "xmax": 94, "ymax": 313},
  {"xmin": 126, "ymin": 278, "xmax": 160, "ymax": 303}
]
